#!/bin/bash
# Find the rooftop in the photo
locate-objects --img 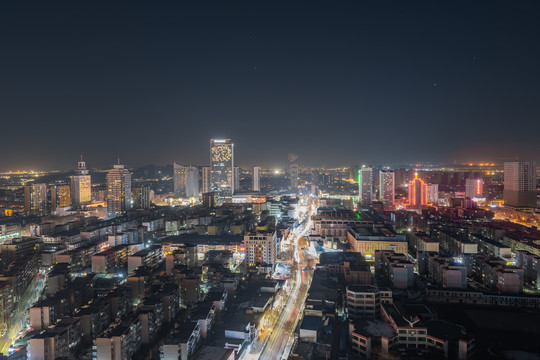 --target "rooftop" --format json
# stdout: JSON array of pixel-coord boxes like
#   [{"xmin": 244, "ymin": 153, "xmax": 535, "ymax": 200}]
[
  {"xmin": 300, "ymin": 315, "xmax": 322, "ymax": 331},
  {"xmin": 352, "ymin": 319, "xmax": 396, "ymax": 339}
]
